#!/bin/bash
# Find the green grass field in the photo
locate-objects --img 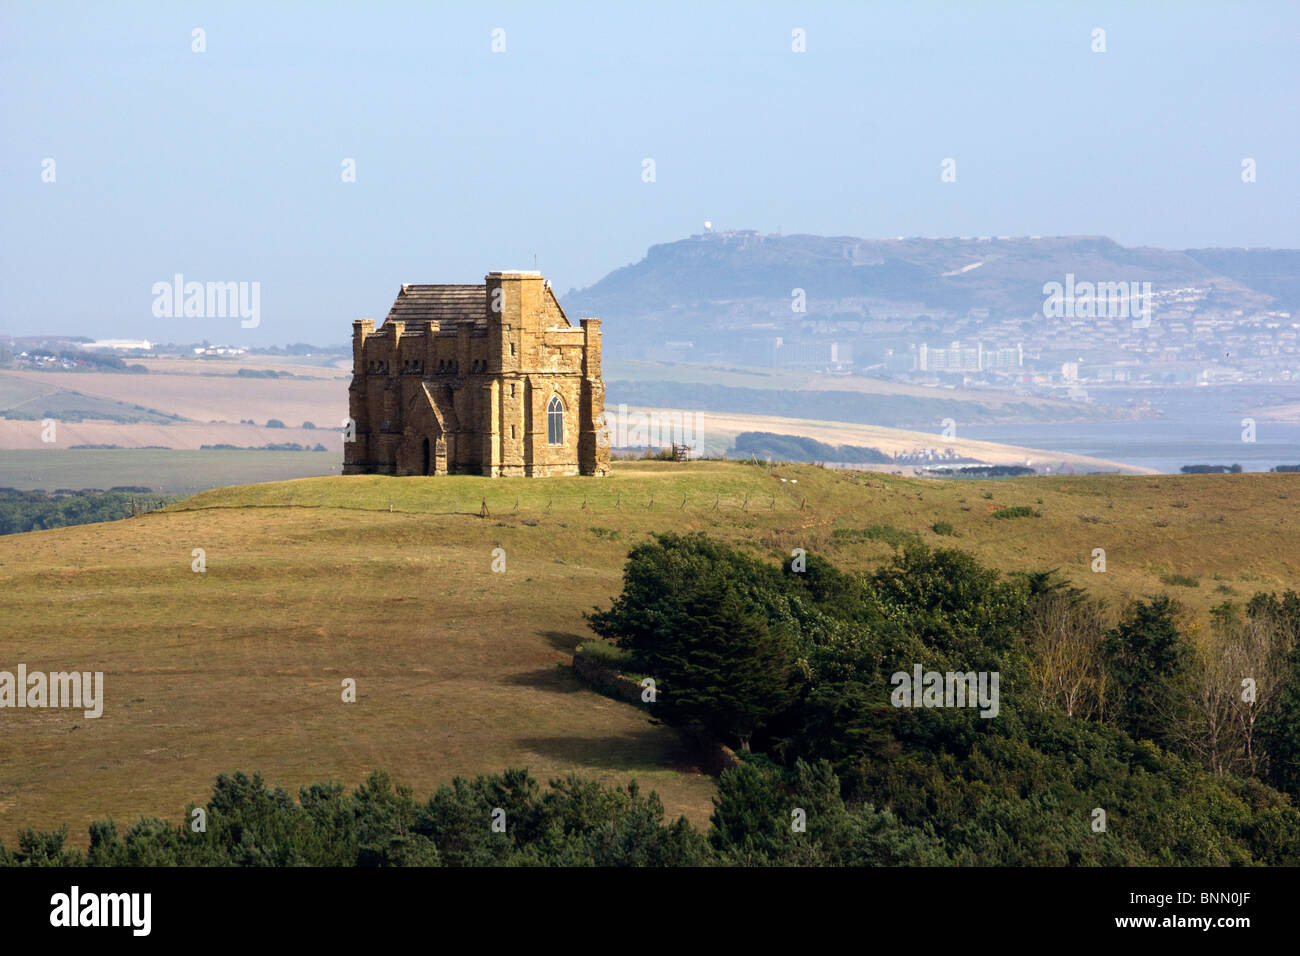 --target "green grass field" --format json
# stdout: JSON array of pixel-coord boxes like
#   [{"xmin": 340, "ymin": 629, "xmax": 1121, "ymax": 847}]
[{"xmin": 1, "ymin": 460, "xmax": 1296, "ymax": 844}]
